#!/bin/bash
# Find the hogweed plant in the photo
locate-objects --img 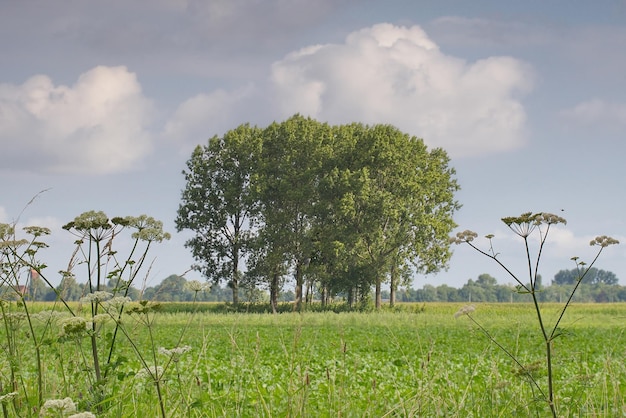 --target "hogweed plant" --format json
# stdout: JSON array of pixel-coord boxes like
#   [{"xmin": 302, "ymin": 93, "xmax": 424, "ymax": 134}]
[
  {"xmin": 0, "ymin": 206, "xmax": 202, "ymax": 417},
  {"xmin": 451, "ymin": 212, "xmax": 619, "ymax": 417}
]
